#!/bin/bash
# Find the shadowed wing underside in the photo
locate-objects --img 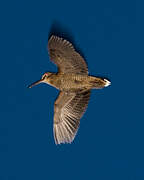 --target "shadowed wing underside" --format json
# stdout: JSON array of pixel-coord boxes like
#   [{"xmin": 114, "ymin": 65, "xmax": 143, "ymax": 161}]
[
  {"xmin": 54, "ymin": 91, "xmax": 90, "ymax": 144},
  {"xmin": 48, "ymin": 35, "xmax": 88, "ymax": 74}
]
